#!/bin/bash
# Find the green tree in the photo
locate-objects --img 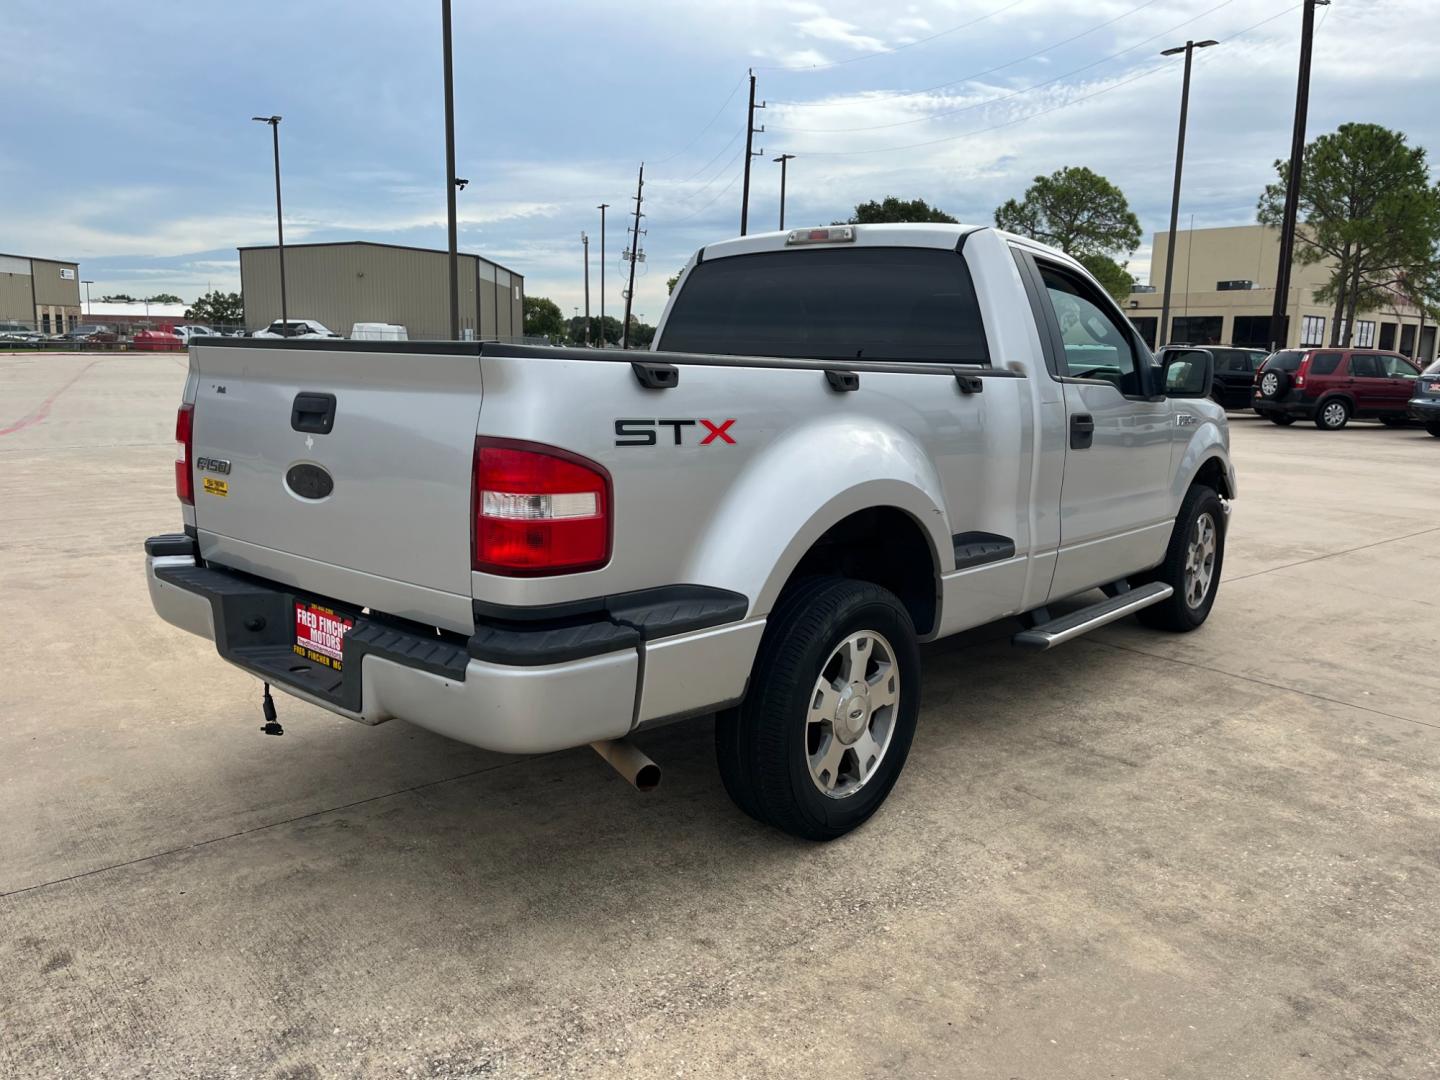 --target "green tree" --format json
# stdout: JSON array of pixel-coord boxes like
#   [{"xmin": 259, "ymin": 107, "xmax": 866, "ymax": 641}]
[
  {"xmin": 99, "ymin": 293, "xmax": 136, "ymax": 303},
  {"xmin": 523, "ymin": 295, "xmax": 565, "ymax": 341},
  {"xmin": 145, "ymin": 293, "xmax": 183, "ymax": 305},
  {"xmin": 994, "ymin": 166, "xmax": 1142, "ymax": 302},
  {"xmin": 185, "ymin": 290, "xmax": 244, "ymax": 326},
  {"xmin": 1258, "ymin": 123, "xmax": 1440, "ymax": 345},
  {"xmin": 628, "ymin": 317, "xmax": 656, "ymax": 348},
  {"xmin": 667, "ymin": 272, "xmax": 681, "ymax": 295},
  {"xmin": 839, "ymin": 197, "xmax": 958, "ymax": 225}
]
